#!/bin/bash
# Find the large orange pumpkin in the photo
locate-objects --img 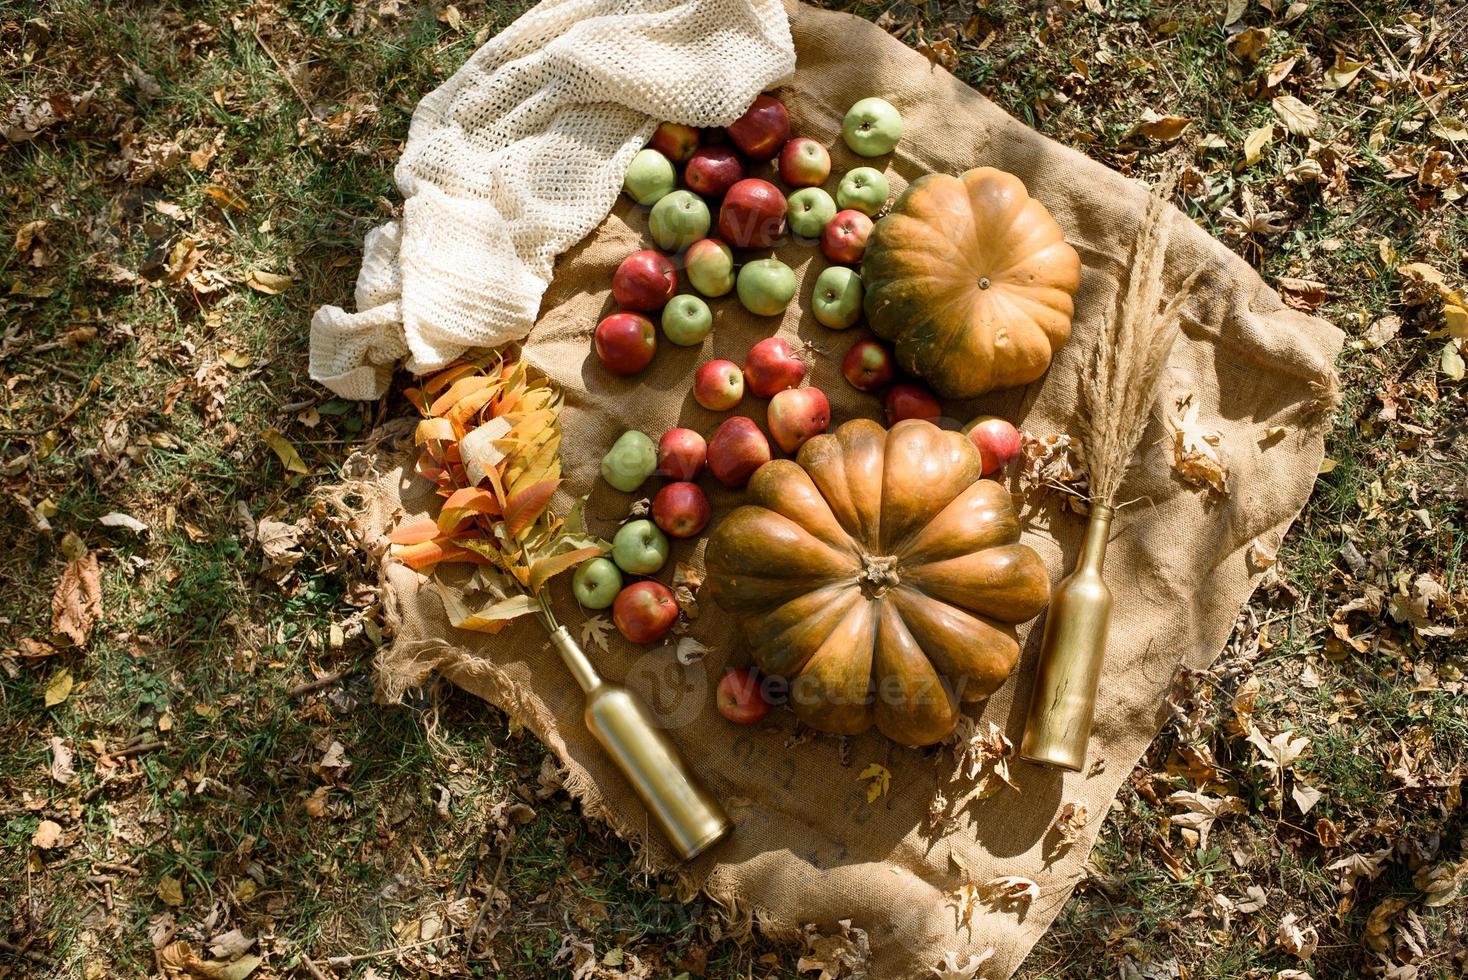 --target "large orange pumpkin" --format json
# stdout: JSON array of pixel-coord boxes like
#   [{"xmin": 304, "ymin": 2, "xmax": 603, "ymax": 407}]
[
  {"xmin": 861, "ymin": 167, "xmax": 1081, "ymax": 399},
  {"xmin": 704, "ymin": 419, "xmax": 1050, "ymax": 746}
]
